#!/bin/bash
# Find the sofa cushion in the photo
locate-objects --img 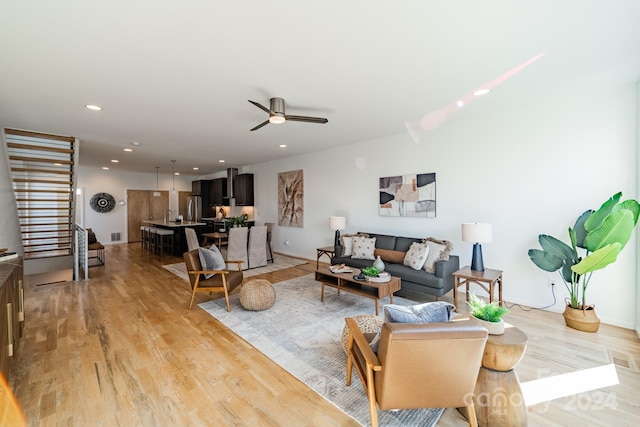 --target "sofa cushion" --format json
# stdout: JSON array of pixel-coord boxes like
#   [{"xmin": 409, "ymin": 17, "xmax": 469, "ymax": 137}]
[
  {"xmin": 342, "ymin": 236, "xmax": 354, "ymax": 257},
  {"xmin": 395, "ymin": 236, "xmax": 422, "ymax": 252},
  {"xmin": 403, "ymin": 242, "xmax": 430, "ymax": 270},
  {"xmin": 366, "ymin": 233, "xmax": 396, "ymax": 251},
  {"xmin": 370, "ymin": 301, "xmax": 455, "ymax": 351},
  {"xmin": 422, "ymin": 237, "xmax": 453, "ymax": 273},
  {"xmin": 352, "ymin": 236, "xmax": 376, "ymax": 260},
  {"xmin": 374, "ymin": 248, "xmax": 405, "ymax": 264},
  {"xmin": 198, "ymin": 246, "xmax": 227, "ymax": 279}
]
